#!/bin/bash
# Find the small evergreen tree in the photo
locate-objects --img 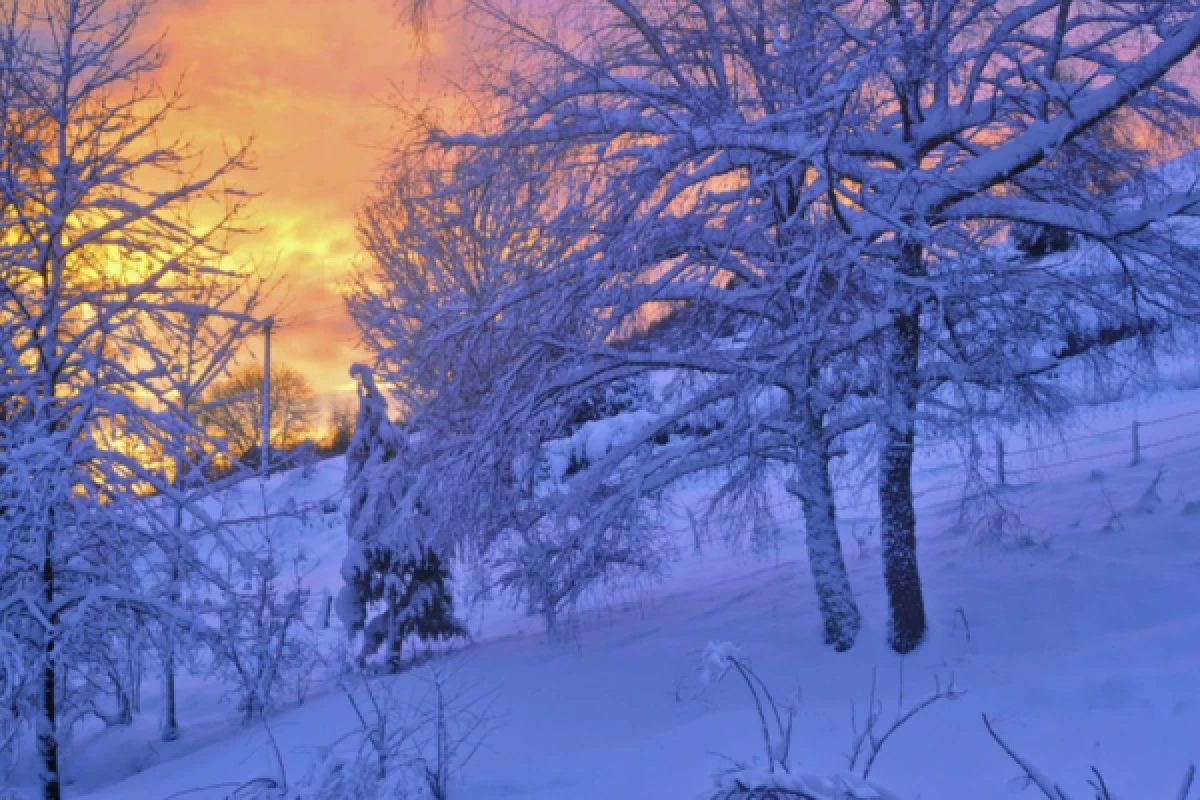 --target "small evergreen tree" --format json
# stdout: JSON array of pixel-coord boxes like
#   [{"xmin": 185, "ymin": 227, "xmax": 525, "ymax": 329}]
[{"xmin": 337, "ymin": 366, "xmax": 465, "ymax": 669}]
